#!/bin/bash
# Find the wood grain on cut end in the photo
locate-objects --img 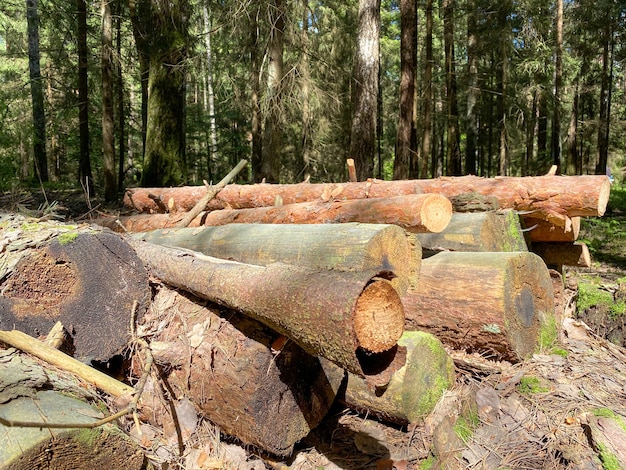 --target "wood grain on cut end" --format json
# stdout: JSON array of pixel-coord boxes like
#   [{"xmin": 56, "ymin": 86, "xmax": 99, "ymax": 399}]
[
  {"xmin": 597, "ymin": 176, "xmax": 611, "ymax": 216},
  {"xmin": 353, "ymin": 279, "xmax": 404, "ymax": 353},
  {"xmin": 416, "ymin": 194, "xmax": 452, "ymax": 234}
]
